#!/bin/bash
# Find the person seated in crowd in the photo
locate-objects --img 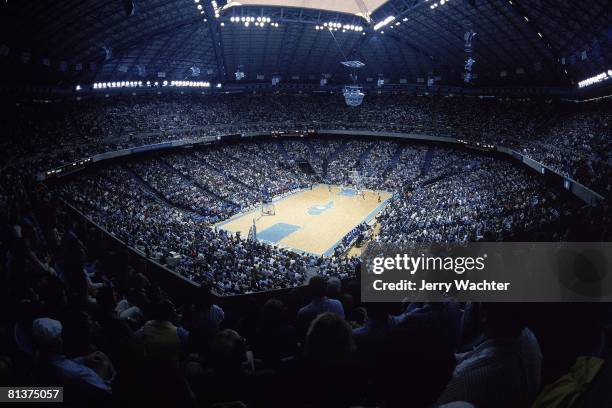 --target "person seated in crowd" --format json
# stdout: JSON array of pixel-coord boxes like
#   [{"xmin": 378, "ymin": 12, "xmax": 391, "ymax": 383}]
[
  {"xmin": 251, "ymin": 298, "xmax": 297, "ymax": 368},
  {"xmin": 436, "ymin": 303, "xmax": 542, "ymax": 407},
  {"xmin": 136, "ymin": 299, "xmax": 189, "ymax": 366},
  {"xmin": 351, "ymin": 302, "xmax": 409, "ymax": 387},
  {"xmin": 188, "ymin": 329, "xmax": 275, "ymax": 407},
  {"xmin": 378, "ymin": 318, "xmax": 456, "ymax": 408},
  {"xmin": 403, "ymin": 301, "xmax": 463, "ymax": 351},
  {"xmin": 191, "ymin": 282, "xmax": 225, "ymax": 332},
  {"xmin": 285, "ymin": 312, "xmax": 361, "ymax": 407},
  {"xmin": 297, "ymin": 276, "xmax": 345, "ymax": 338},
  {"xmin": 30, "ymin": 317, "xmax": 113, "ymax": 406},
  {"xmin": 353, "ymin": 302, "xmax": 406, "ymax": 342},
  {"xmin": 91, "ymin": 285, "xmax": 141, "ymax": 376}
]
